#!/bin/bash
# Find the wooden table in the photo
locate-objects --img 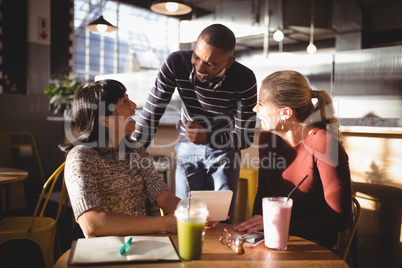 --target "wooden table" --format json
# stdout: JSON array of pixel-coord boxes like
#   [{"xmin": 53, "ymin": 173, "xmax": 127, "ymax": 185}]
[
  {"xmin": 54, "ymin": 223, "xmax": 348, "ymax": 268},
  {"xmin": 0, "ymin": 168, "xmax": 28, "ymax": 216}
]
